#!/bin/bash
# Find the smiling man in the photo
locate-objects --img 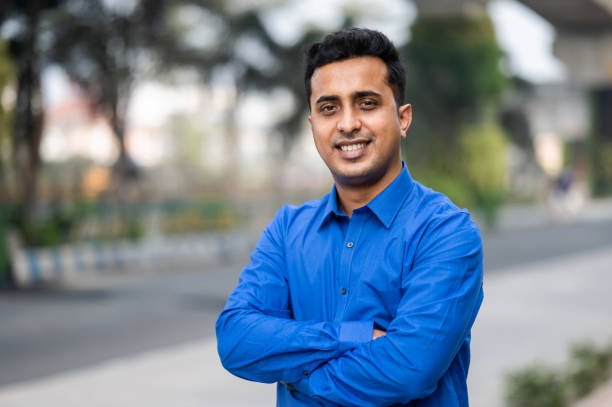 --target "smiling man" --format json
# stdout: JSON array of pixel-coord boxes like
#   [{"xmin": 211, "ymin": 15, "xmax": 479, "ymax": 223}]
[{"xmin": 216, "ymin": 28, "xmax": 484, "ymax": 406}]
